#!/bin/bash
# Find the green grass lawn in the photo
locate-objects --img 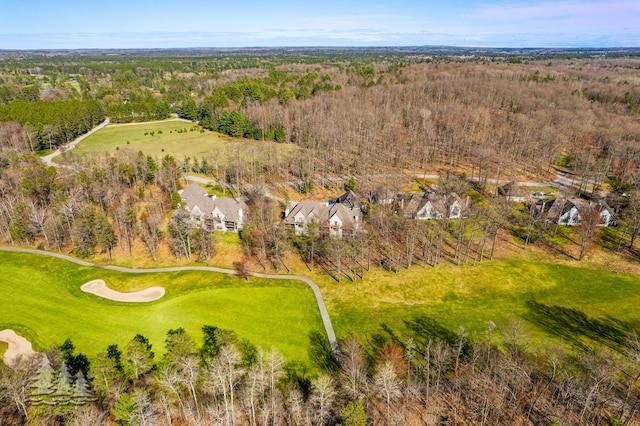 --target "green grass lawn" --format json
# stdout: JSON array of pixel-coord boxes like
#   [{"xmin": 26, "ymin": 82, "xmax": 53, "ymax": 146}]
[
  {"xmin": 57, "ymin": 120, "xmax": 297, "ymax": 166},
  {"xmin": 315, "ymin": 255, "xmax": 640, "ymax": 348},
  {"xmin": 0, "ymin": 251, "xmax": 323, "ymax": 365},
  {"xmin": 4, "ymin": 245, "xmax": 640, "ymax": 367},
  {"xmin": 519, "ymin": 185, "xmax": 559, "ymax": 194}
]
